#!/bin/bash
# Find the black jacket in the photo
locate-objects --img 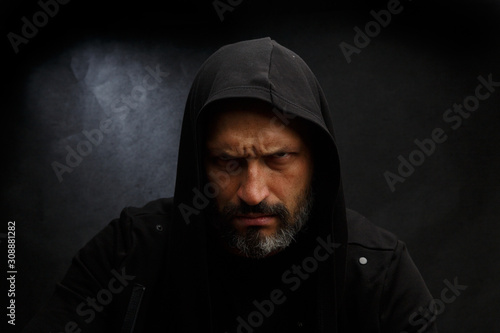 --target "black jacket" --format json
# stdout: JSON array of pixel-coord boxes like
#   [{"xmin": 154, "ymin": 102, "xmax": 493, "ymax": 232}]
[{"xmin": 23, "ymin": 37, "xmax": 437, "ymax": 333}]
